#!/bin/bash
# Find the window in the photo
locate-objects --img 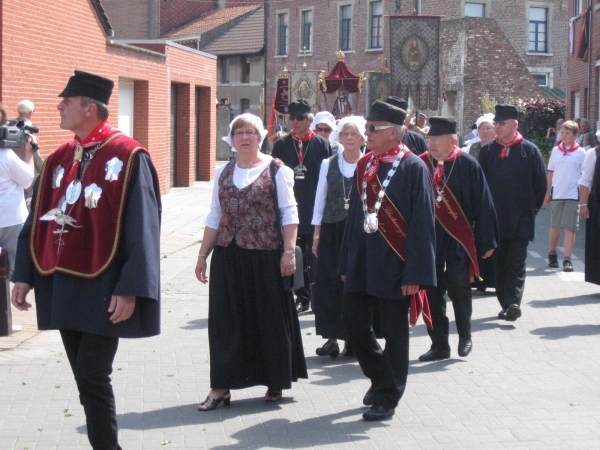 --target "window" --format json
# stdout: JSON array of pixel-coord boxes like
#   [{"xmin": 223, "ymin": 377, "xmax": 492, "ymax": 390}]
[
  {"xmin": 532, "ymin": 74, "xmax": 548, "ymax": 87},
  {"xmin": 301, "ymin": 9, "xmax": 313, "ymax": 52},
  {"xmin": 464, "ymin": 2, "xmax": 485, "ymax": 17},
  {"xmin": 573, "ymin": 91, "xmax": 581, "ymax": 118},
  {"xmin": 575, "ymin": 0, "xmax": 584, "ymax": 16},
  {"xmin": 241, "ymin": 56, "xmax": 250, "ymax": 84},
  {"xmin": 220, "ymin": 57, "xmax": 229, "ymax": 84},
  {"xmin": 528, "ymin": 7, "xmax": 548, "ymax": 53},
  {"xmin": 369, "ymin": 1, "xmax": 383, "ymax": 49},
  {"xmin": 340, "ymin": 5, "xmax": 352, "ymax": 51},
  {"xmin": 277, "ymin": 12, "xmax": 289, "ymax": 56},
  {"xmin": 241, "ymin": 98, "xmax": 250, "ymax": 114}
]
